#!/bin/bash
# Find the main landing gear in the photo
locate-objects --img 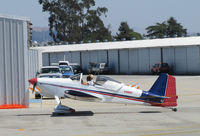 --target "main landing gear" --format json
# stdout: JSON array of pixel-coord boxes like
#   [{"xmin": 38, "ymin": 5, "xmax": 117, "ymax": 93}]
[{"xmin": 52, "ymin": 96, "xmax": 75, "ymax": 116}]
